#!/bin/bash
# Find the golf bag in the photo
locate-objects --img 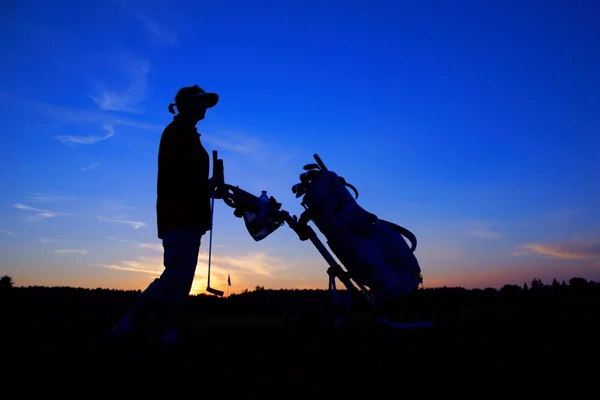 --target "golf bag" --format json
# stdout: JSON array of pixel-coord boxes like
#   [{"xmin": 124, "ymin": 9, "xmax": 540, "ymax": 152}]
[{"xmin": 295, "ymin": 167, "xmax": 423, "ymax": 306}]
